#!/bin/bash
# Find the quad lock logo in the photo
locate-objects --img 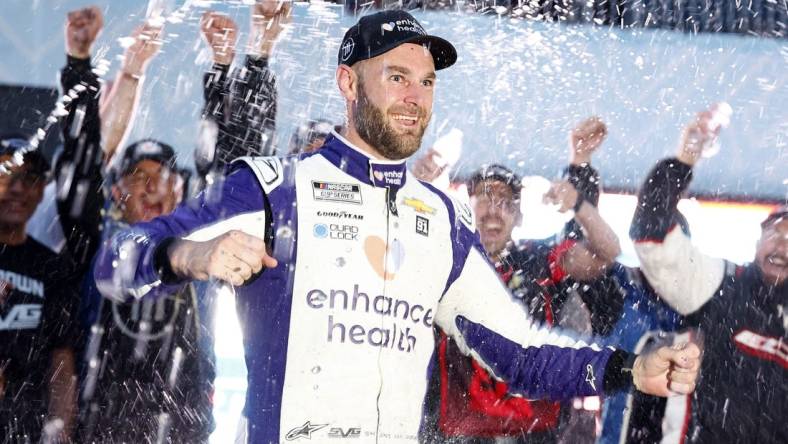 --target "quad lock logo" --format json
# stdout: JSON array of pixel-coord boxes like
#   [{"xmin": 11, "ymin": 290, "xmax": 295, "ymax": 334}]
[{"xmin": 313, "ymin": 223, "xmax": 359, "ymax": 241}]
